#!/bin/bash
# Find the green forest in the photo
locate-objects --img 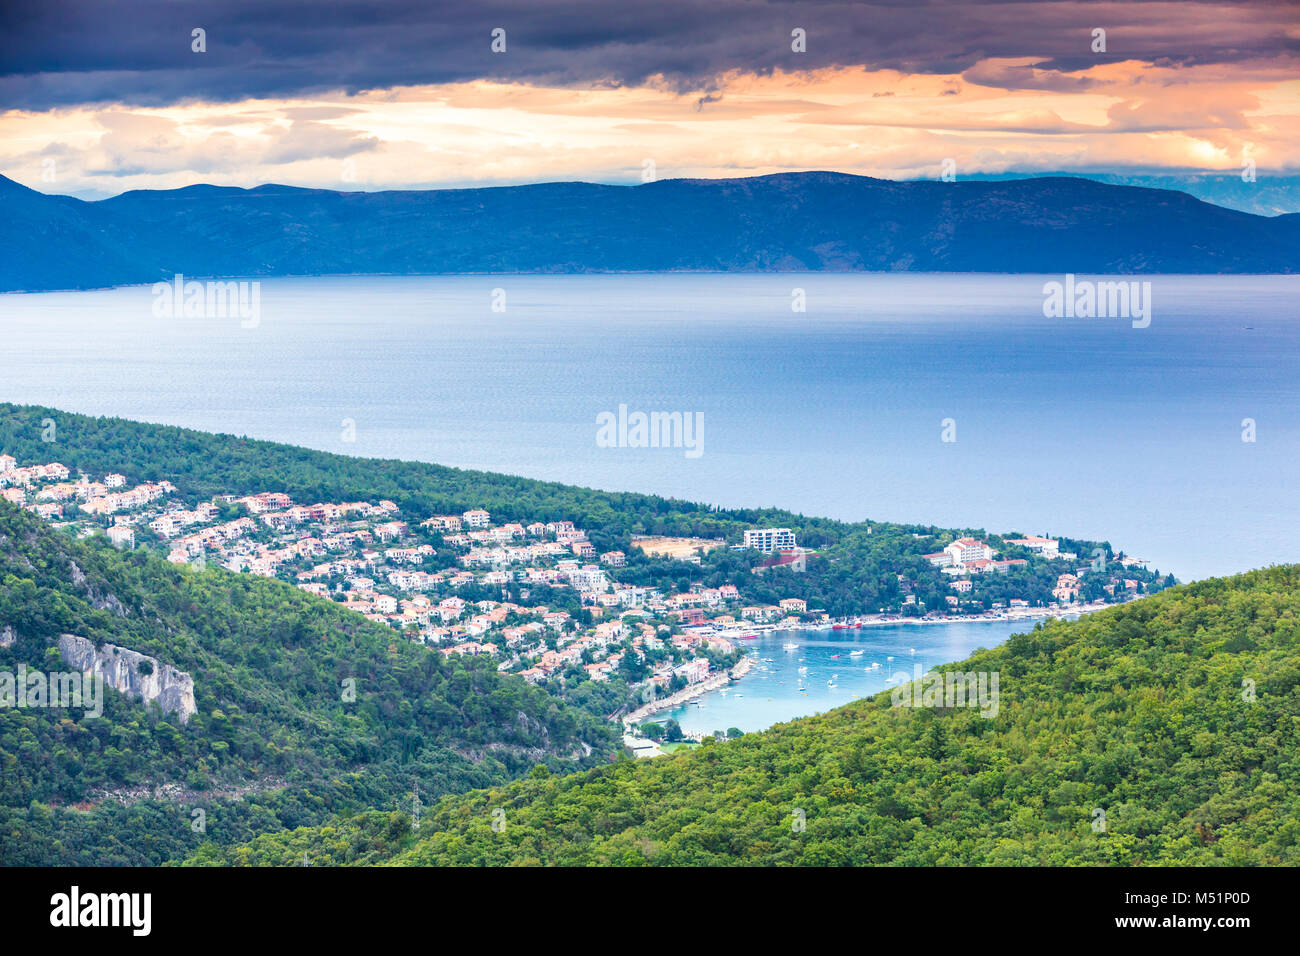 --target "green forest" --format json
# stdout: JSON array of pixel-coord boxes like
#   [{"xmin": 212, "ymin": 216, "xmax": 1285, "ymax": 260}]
[{"xmin": 189, "ymin": 566, "xmax": 1300, "ymax": 866}]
